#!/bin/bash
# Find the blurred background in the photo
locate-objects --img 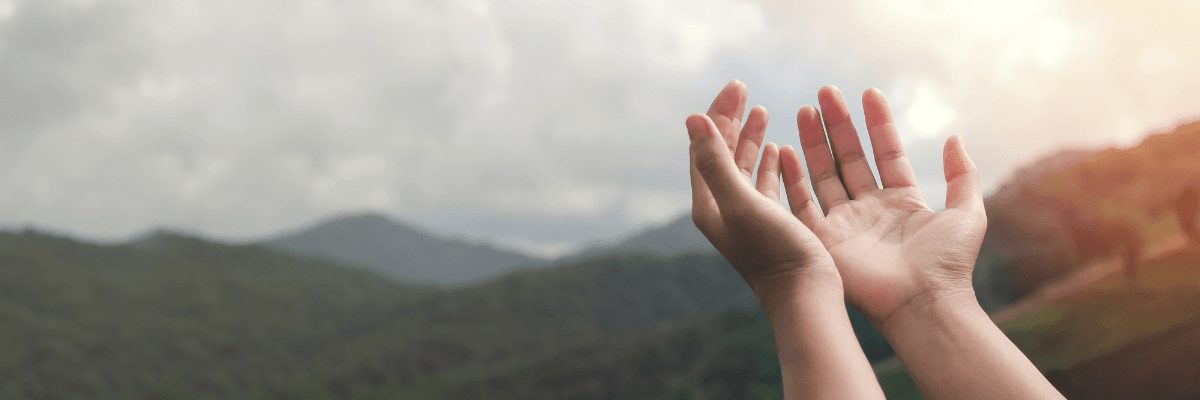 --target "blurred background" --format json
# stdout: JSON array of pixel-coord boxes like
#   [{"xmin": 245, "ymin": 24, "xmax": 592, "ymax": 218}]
[{"xmin": 1, "ymin": 0, "xmax": 1199, "ymax": 398}]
